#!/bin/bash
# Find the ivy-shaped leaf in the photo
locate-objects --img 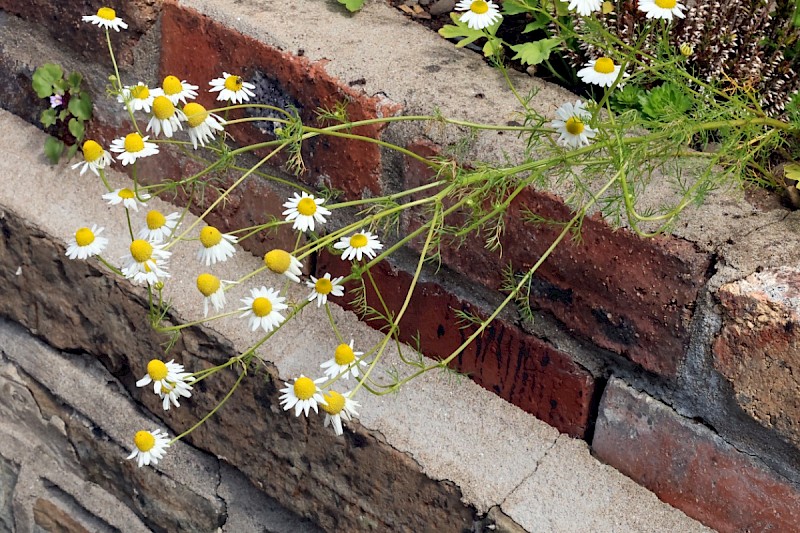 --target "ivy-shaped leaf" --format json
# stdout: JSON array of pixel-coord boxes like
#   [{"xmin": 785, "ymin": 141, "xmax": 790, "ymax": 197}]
[
  {"xmin": 32, "ymin": 63, "xmax": 63, "ymax": 98},
  {"xmin": 40, "ymin": 108, "xmax": 57, "ymax": 128},
  {"xmin": 509, "ymin": 38, "xmax": 560, "ymax": 66},
  {"xmin": 68, "ymin": 93, "xmax": 93, "ymax": 121},
  {"xmin": 44, "ymin": 135, "xmax": 64, "ymax": 164},
  {"xmin": 67, "ymin": 71, "xmax": 83, "ymax": 89},
  {"xmin": 68, "ymin": 117, "xmax": 85, "ymax": 141},
  {"xmin": 337, "ymin": 0, "xmax": 365, "ymax": 12}
]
